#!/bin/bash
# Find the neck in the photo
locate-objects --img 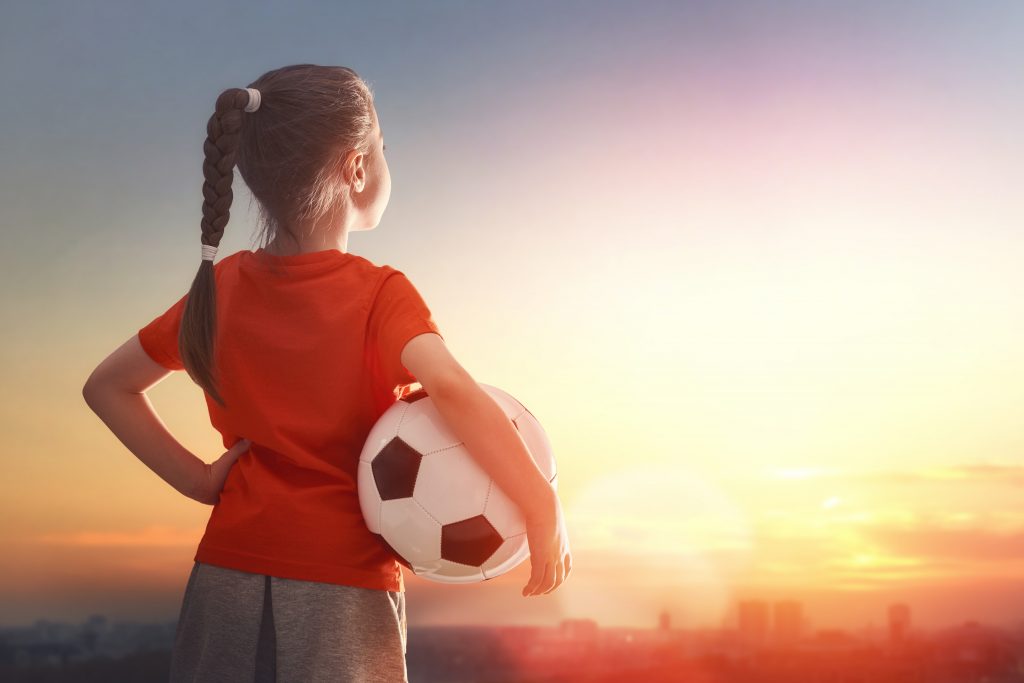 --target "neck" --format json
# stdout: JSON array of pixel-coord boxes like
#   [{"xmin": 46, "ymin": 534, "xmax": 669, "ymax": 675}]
[{"xmin": 264, "ymin": 228, "xmax": 350, "ymax": 256}]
